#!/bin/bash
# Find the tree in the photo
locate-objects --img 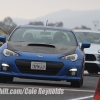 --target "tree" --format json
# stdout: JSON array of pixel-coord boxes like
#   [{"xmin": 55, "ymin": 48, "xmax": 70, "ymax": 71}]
[
  {"xmin": 29, "ymin": 21, "xmax": 44, "ymax": 26},
  {"xmin": 29, "ymin": 21, "xmax": 63, "ymax": 27},
  {"xmin": 74, "ymin": 27, "xmax": 80, "ymax": 29},
  {"xmin": 8, "ymin": 23, "xmax": 17, "ymax": 34},
  {"xmin": 81, "ymin": 25, "xmax": 91, "ymax": 30},
  {"xmin": 3, "ymin": 17, "xmax": 13, "ymax": 26},
  {"xmin": 29, "ymin": 22, "xmax": 34, "ymax": 25},
  {"xmin": 2, "ymin": 17, "xmax": 17, "ymax": 34},
  {"xmin": 48, "ymin": 23, "xmax": 55, "ymax": 26},
  {"xmin": 55, "ymin": 22, "xmax": 63, "ymax": 27},
  {"xmin": 47, "ymin": 22, "xmax": 63, "ymax": 27},
  {"xmin": 0, "ymin": 22, "xmax": 5, "ymax": 28},
  {"xmin": 74, "ymin": 25, "xmax": 91, "ymax": 30}
]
